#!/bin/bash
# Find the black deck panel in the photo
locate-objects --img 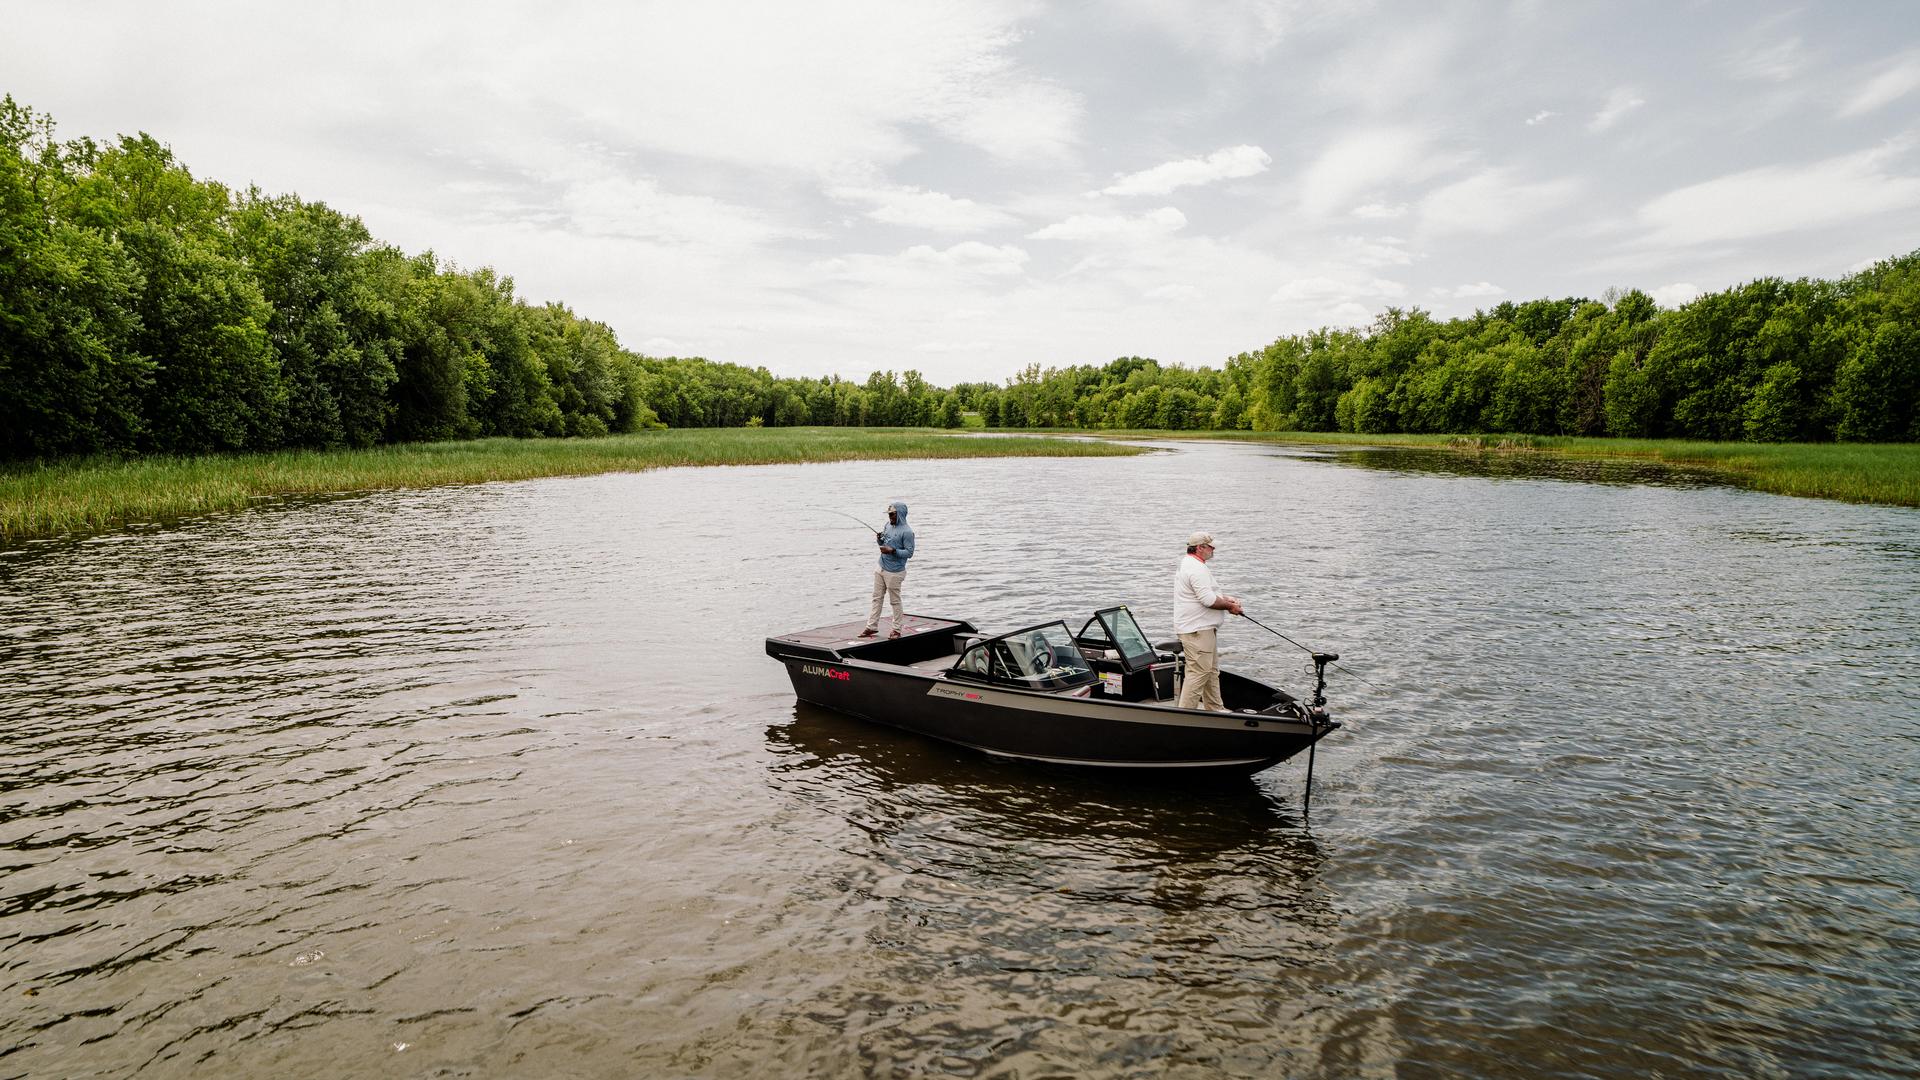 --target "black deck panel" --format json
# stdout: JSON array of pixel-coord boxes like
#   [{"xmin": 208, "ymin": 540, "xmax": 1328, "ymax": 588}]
[{"xmin": 768, "ymin": 614, "xmax": 967, "ymax": 651}]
